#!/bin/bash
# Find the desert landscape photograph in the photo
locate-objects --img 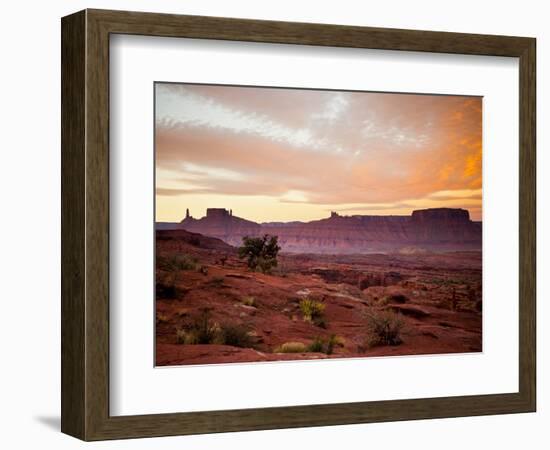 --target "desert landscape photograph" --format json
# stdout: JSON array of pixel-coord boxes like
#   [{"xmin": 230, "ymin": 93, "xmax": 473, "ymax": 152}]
[{"xmin": 154, "ymin": 82, "xmax": 482, "ymax": 366}]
